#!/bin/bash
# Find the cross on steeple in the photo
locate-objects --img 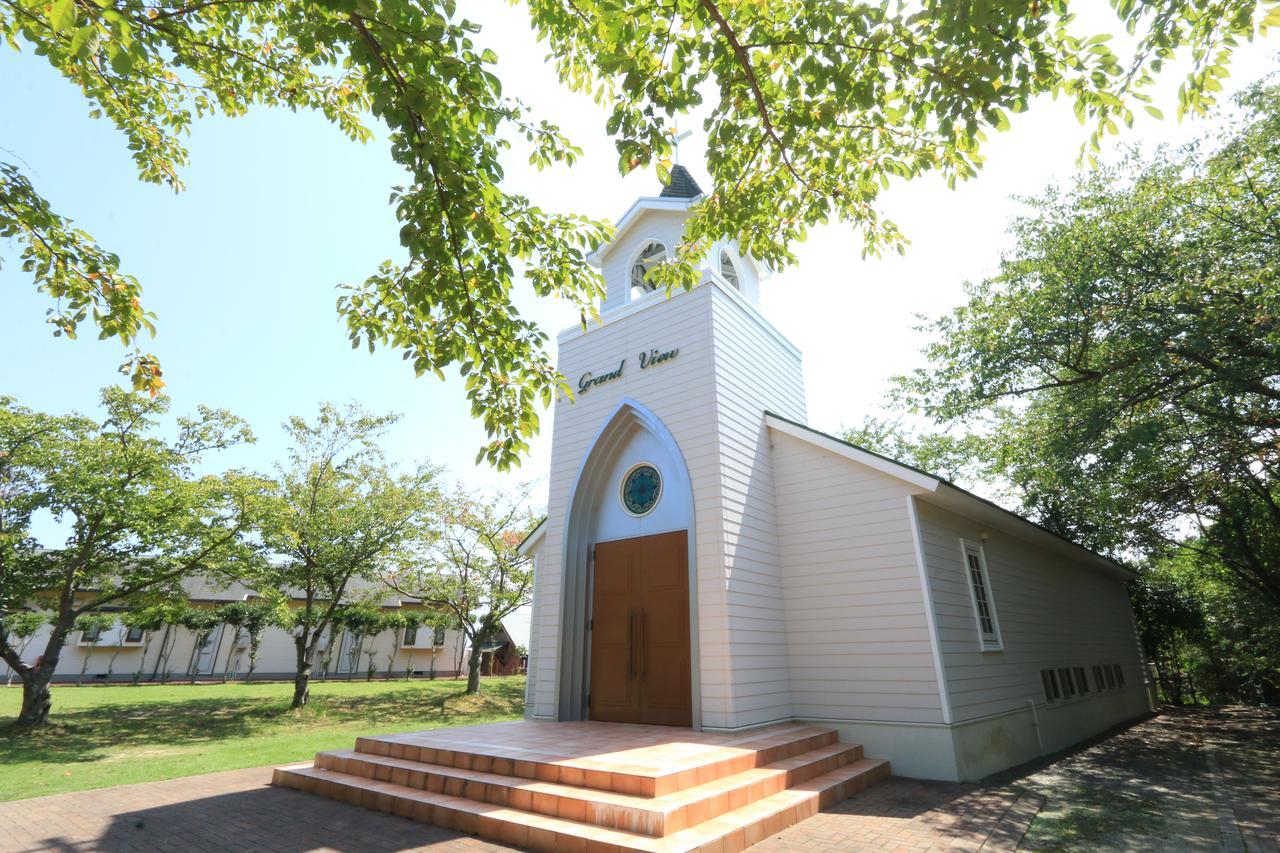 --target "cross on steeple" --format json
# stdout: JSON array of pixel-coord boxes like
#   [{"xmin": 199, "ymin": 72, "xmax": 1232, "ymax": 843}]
[{"xmin": 670, "ymin": 123, "xmax": 693, "ymax": 166}]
